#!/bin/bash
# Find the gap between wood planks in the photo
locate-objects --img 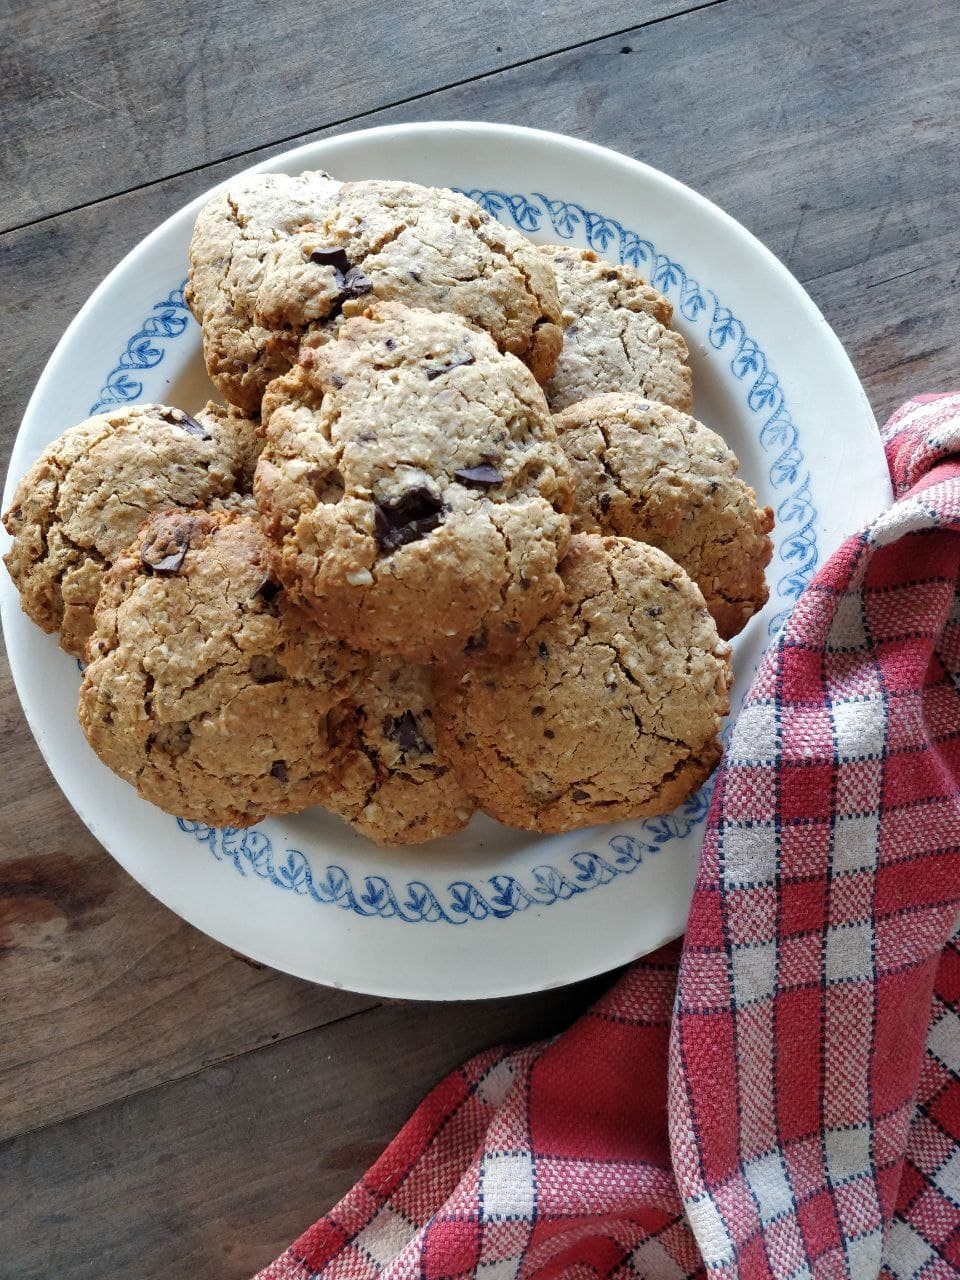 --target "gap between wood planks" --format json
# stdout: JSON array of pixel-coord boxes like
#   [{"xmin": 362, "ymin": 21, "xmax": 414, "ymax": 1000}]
[{"xmin": 0, "ymin": 0, "xmax": 731, "ymax": 239}]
